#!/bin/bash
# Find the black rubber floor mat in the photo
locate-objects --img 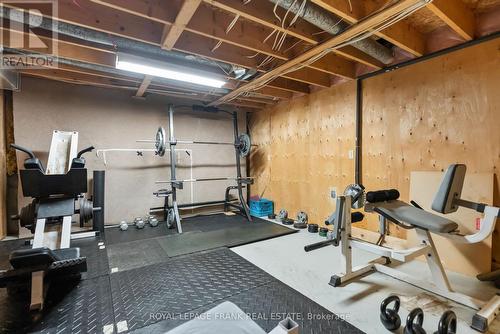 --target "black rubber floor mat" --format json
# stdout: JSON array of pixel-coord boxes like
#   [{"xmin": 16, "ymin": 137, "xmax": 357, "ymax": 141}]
[
  {"xmin": 107, "ymin": 237, "xmax": 169, "ymax": 272},
  {"xmin": 0, "ymin": 275, "xmax": 114, "ymax": 334},
  {"xmin": 0, "ymin": 238, "xmax": 30, "ymax": 270},
  {"xmin": 132, "ymin": 281, "xmax": 364, "ymax": 334},
  {"xmin": 72, "ymin": 236, "xmax": 109, "ymax": 280},
  {"xmin": 116, "ymin": 248, "xmax": 363, "ymax": 334},
  {"xmin": 110, "ymin": 248, "xmax": 274, "ymax": 332},
  {"xmin": 158, "ymin": 223, "xmax": 296, "ymax": 257},
  {"xmin": 104, "ymin": 214, "xmax": 275, "ymax": 246}
]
